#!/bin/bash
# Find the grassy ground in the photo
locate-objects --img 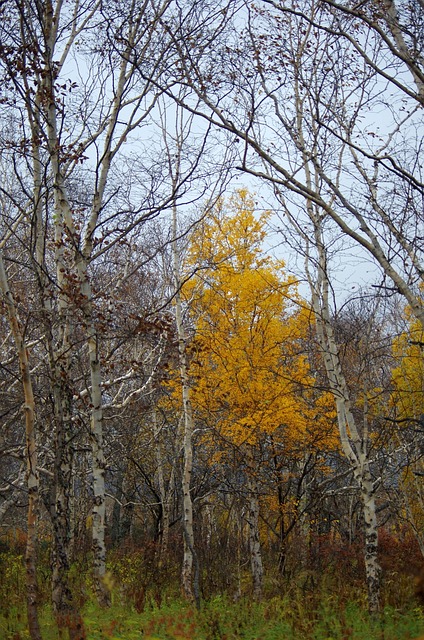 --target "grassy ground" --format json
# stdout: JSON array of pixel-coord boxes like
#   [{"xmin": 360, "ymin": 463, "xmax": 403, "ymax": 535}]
[
  {"xmin": 1, "ymin": 548, "xmax": 424, "ymax": 639},
  {"xmin": 2, "ymin": 589, "xmax": 424, "ymax": 639}
]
